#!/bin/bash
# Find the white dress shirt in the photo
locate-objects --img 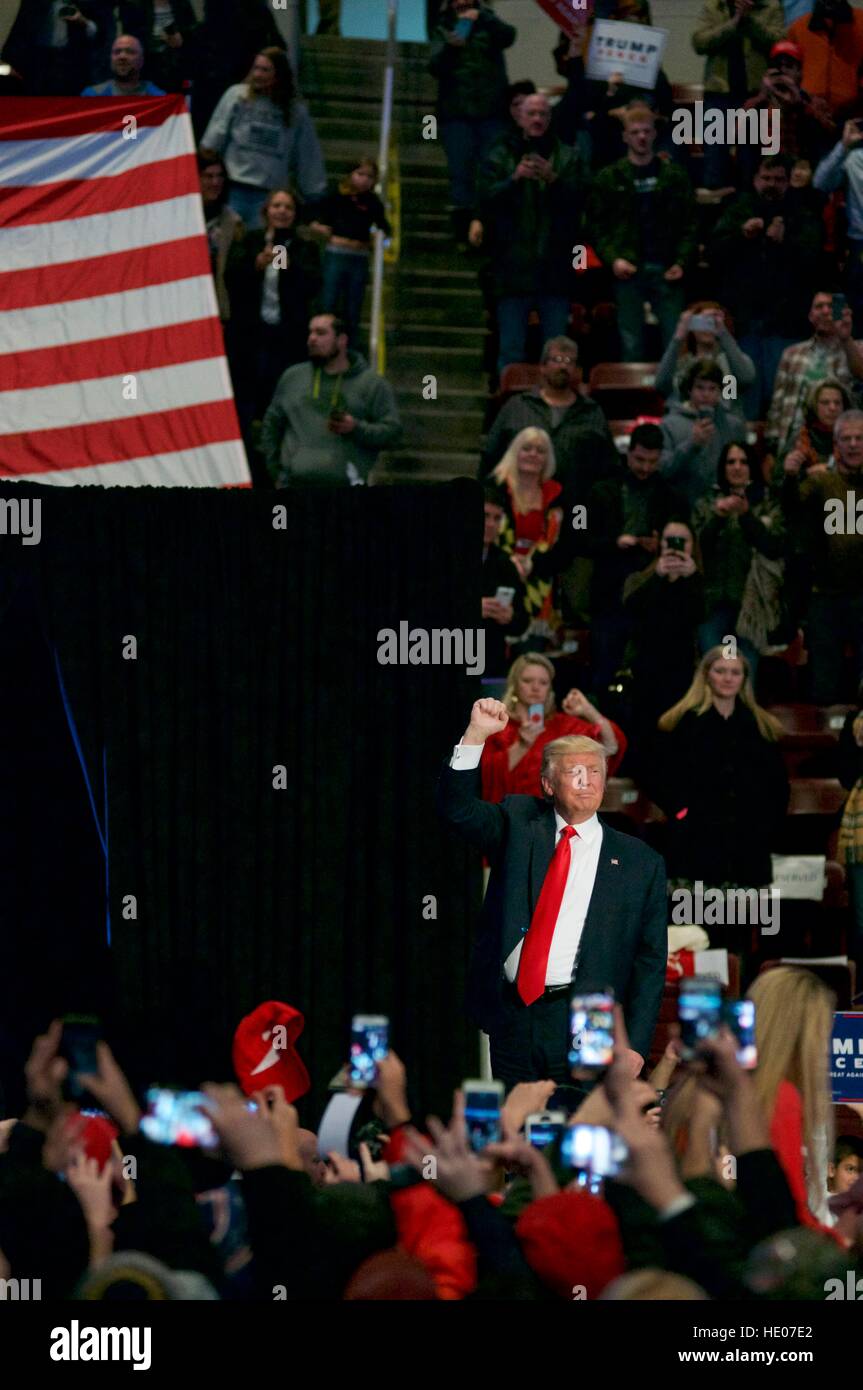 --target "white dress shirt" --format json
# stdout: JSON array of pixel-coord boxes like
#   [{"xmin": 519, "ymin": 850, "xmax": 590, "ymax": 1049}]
[{"xmin": 449, "ymin": 741, "xmax": 603, "ymax": 987}]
